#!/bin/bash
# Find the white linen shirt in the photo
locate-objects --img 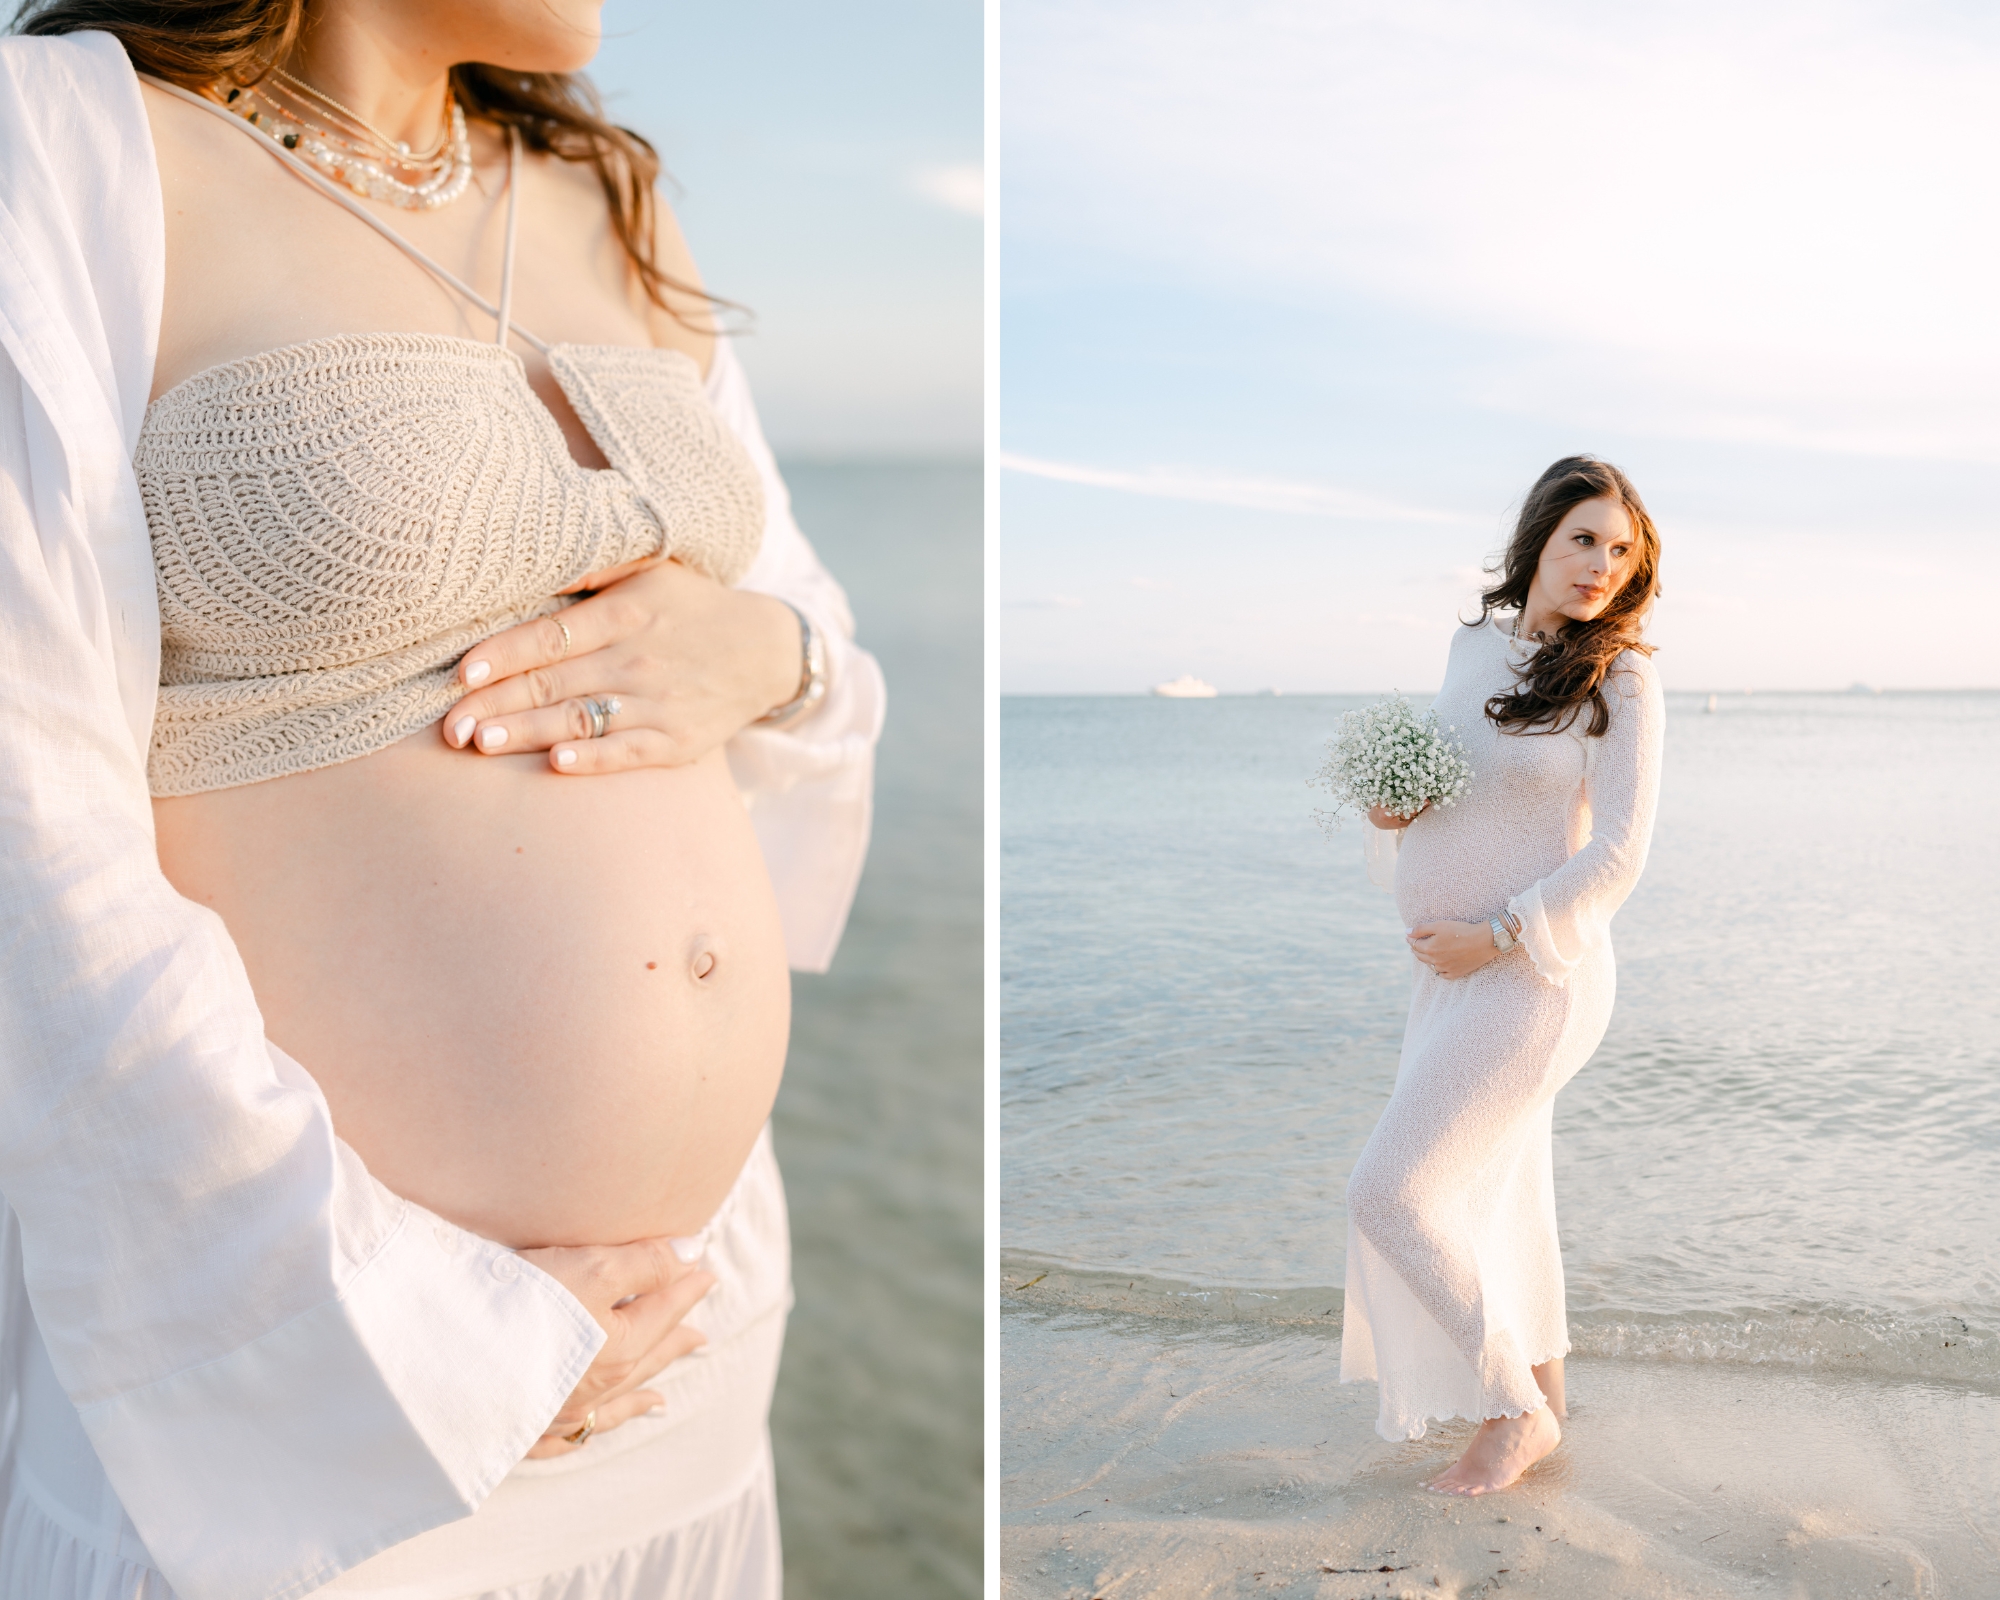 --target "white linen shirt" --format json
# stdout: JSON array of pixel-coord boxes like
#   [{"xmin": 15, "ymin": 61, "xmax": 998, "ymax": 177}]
[{"xmin": 0, "ymin": 29, "xmax": 882, "ymax": 1600}]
